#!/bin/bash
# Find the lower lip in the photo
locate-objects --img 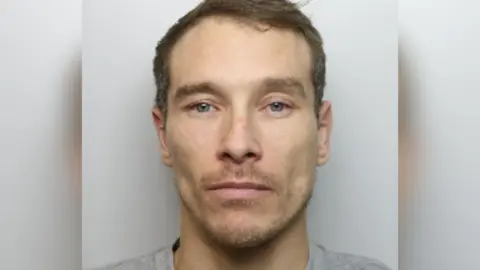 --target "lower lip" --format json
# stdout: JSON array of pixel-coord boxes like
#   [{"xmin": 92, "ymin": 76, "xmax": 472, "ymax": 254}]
[{"xmin": 208, "ymin": 188, "xmax": 271, "ymax": 200}]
